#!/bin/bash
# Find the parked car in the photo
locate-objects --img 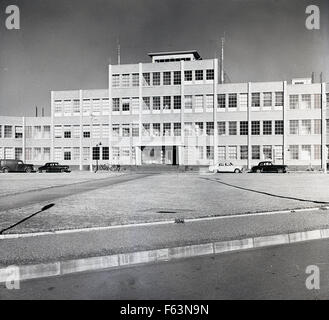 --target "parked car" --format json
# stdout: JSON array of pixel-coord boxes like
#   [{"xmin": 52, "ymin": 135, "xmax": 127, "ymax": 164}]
[
  {"xmin": 209, "ymin": 162, "xmax": 244, "ymax": 173},
  {"xmin": 38, "ymin": 162, "xmax": 71, "ymax": 173},
  {"xmin": 0, "ymin": 159, "xmax": 35, "ymax": 173},
  {"xmin": 251, "ymin": 161, "xmax": 288, "ymax": 173}
]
